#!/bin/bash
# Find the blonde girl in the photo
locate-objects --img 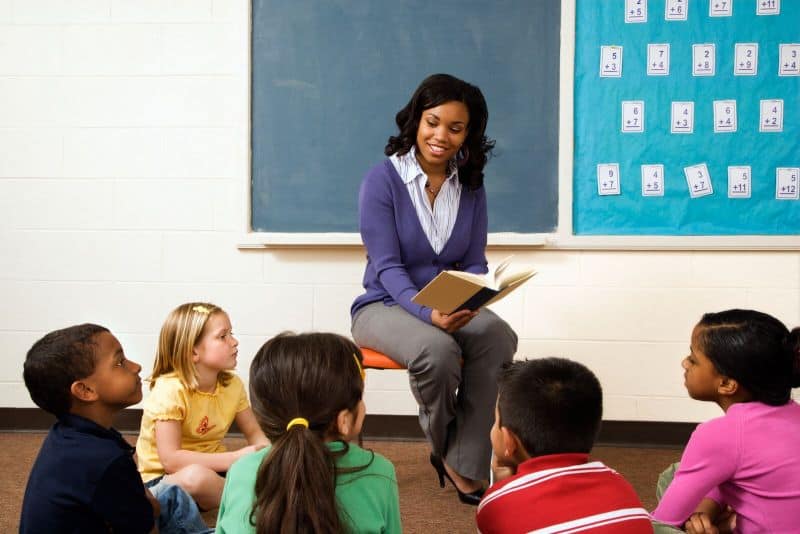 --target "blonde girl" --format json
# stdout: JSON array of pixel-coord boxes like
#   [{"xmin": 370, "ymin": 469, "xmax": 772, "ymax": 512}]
[
  {"xmin": 136, "ymin": 302, "xmax": 268, "ymax": 510},
  {"xmin": 215, "ymin": 332, "xmax": 401, "ymax": 534}
]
